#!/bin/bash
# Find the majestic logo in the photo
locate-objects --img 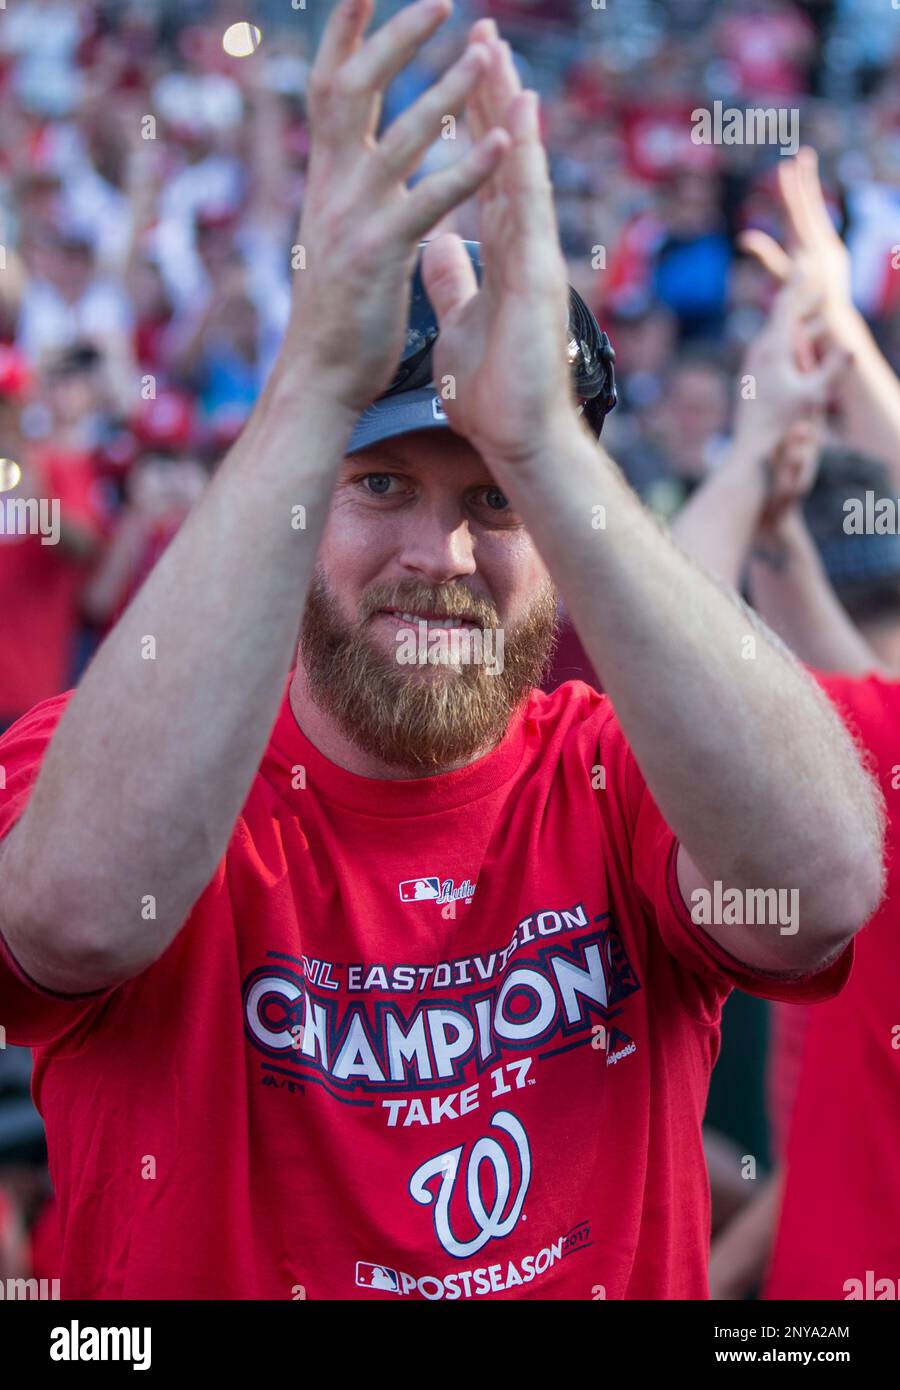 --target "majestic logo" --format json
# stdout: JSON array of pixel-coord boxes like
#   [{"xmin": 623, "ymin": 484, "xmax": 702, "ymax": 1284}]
[
  {"xmin": 398, "ymin": 876, "xmax": 476, "ymax": 905},
  {"xmin": 409, "ymin": 1111, "xmax": 532, "ymax": 1258}
]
